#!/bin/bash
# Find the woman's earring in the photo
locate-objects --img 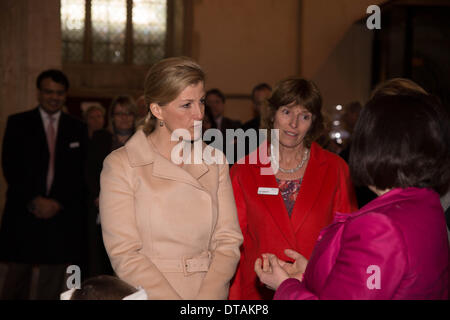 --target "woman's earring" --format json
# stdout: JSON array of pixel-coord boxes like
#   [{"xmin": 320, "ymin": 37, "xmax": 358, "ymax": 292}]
[{"xmin": 160, "ymin": 120, "xmax": 164, "ymax": 127}]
